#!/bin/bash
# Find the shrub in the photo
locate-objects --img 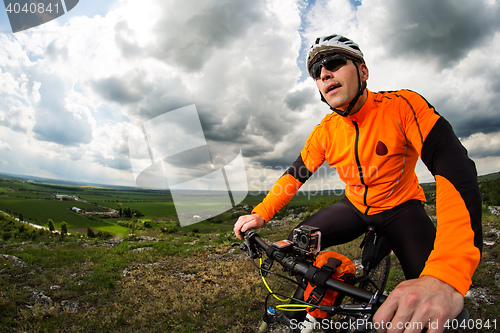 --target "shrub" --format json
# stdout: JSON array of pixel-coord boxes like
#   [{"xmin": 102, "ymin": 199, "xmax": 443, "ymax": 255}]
[
  {"xmin": 96, "ymin": 230, "xmax": 113, "ymax": 240},
  {"xmin": 87, "ymin": 228, "xmax": 96, "ymax": 238},
  {"xmin": 48, "ymin": 219, "xmax": 55, "ymax": 233},
  {"xmin": 481, "ymin": 178, "xmax": 500, "ymax": 206},
  {"xmin": 2, "ymin": 231, "xmax": 12, "ymax": 241},
  {"xmin": 61, "ymin": 221, "xmax": 68, "ymax": 235}
]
